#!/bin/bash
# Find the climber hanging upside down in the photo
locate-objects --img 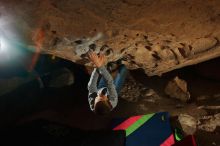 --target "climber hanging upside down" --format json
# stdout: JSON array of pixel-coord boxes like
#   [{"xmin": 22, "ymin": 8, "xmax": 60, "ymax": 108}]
[{"xmin": 87, "ymin": 51, "xmax": 128, "ymax": 115}]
